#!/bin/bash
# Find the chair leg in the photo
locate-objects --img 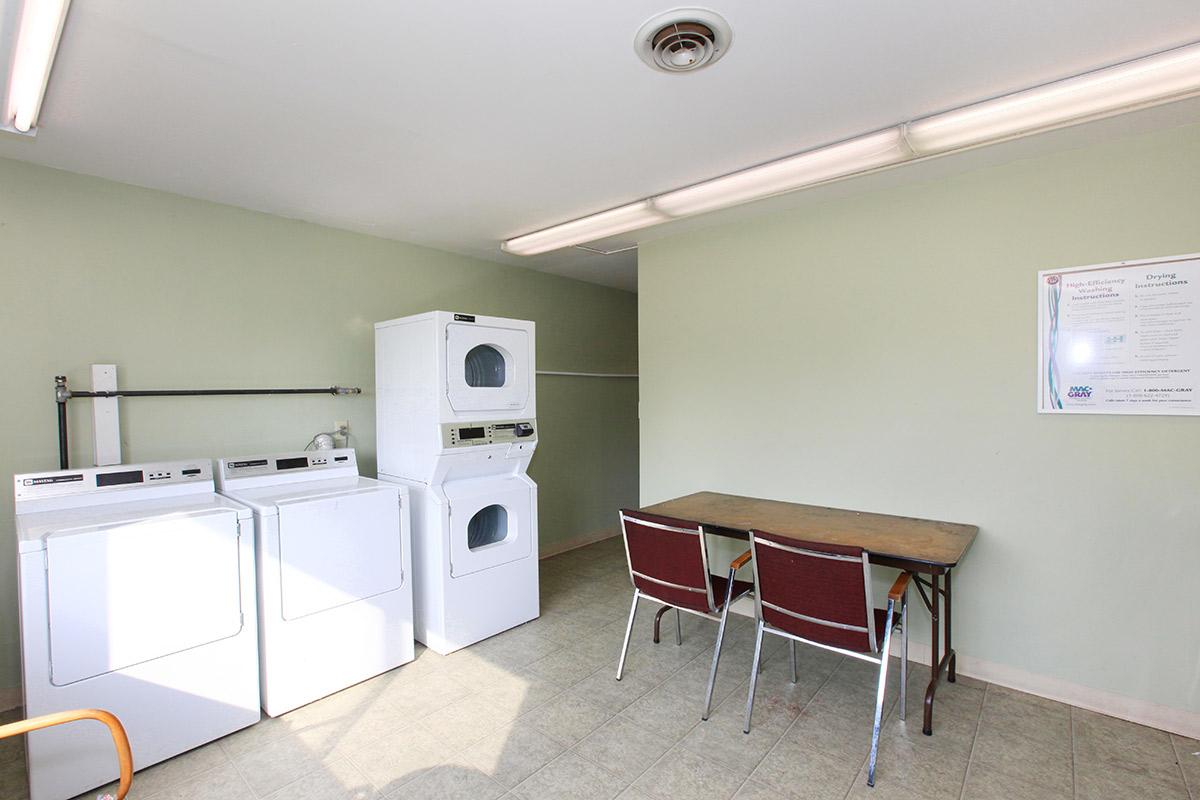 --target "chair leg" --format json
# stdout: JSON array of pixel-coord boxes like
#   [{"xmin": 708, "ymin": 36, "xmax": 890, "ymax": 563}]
[
  {"xmin": 703, "ymin": 570, "xmax": 739, "ymax": 721},
  {"xmin": 789, "ymin": 639, "xmax": 798, "ymax": 684},
  {"xmin": 675, "ymin": 607, "xmax": 683, "ymax": 646},
  {"xmin": 616, "ymin": 591, "xmax": 640, "ymax": 681},
  {"xmin": 899, "ymin": 594, "xmax": 908, "ymax": 722},
  {"xmin": 652, "ymin": 604, "xmax": 671, "ymax": 644},
  {"xmin": 867, "ymin": 602, "xmax": 896, "ymax": 787},
  {"xmin": 743, "ymin": 620, "xmax": 765, "ymax": 734}
]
